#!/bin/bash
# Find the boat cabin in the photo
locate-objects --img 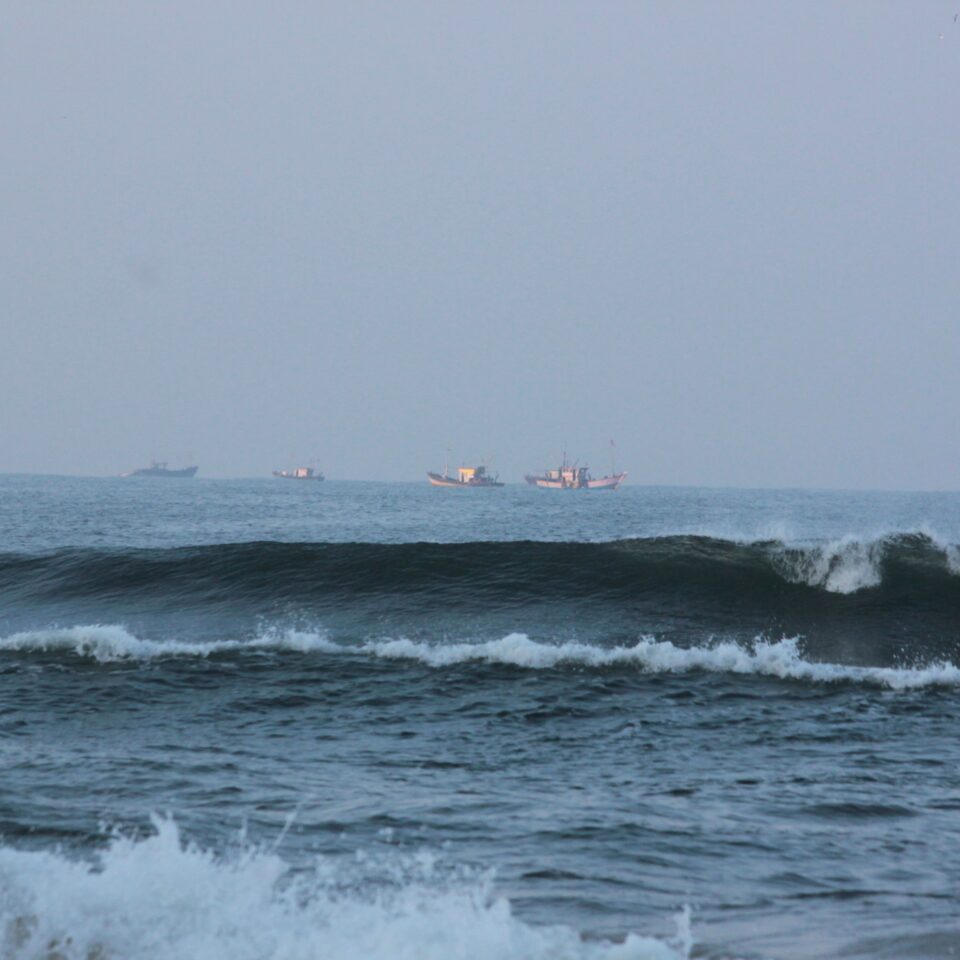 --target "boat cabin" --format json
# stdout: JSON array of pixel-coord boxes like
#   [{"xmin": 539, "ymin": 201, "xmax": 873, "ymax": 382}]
[
  {"xmin": 458, "ymin": 466, "xmax": 489, "ymax": 484},
  {"xmin": 545, "ymin": 465, "xmax": 590, "ymax": 487}
]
